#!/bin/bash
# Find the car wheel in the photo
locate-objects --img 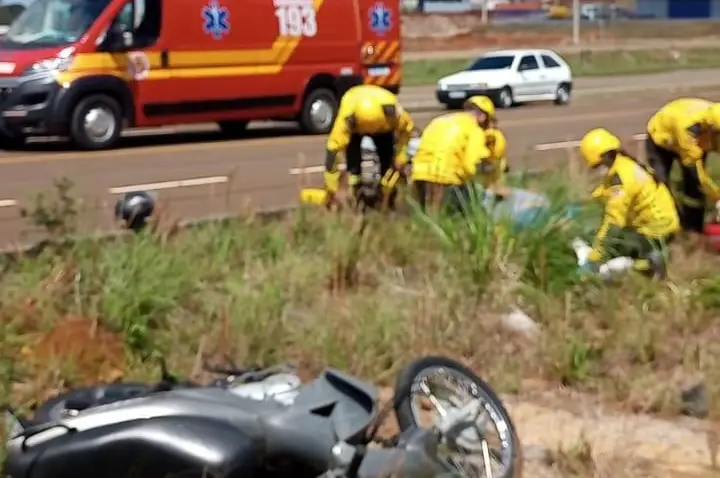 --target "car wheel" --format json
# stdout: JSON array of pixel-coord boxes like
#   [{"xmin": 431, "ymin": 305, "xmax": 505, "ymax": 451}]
[
  {"xmin": 554, "ymin": 83, "xmax": 571, "ymax": 106},
  {"xmin": 299, "ymin": 87, "xmax": 337, "ymax": 135},
  {"xmin": 445, "ymin": 101, "xmax": 463, "ymax": 111},
  {"xmin": 69, "ymin": 94, "xmax": 123, "ymax": 150},
  {"xmin": 497, "ymin": 87, "xmax": 514, "ymax": 109},
  {"xmin": 218, "ymin": 120, "xmax": 249, "ymax": 136}
]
